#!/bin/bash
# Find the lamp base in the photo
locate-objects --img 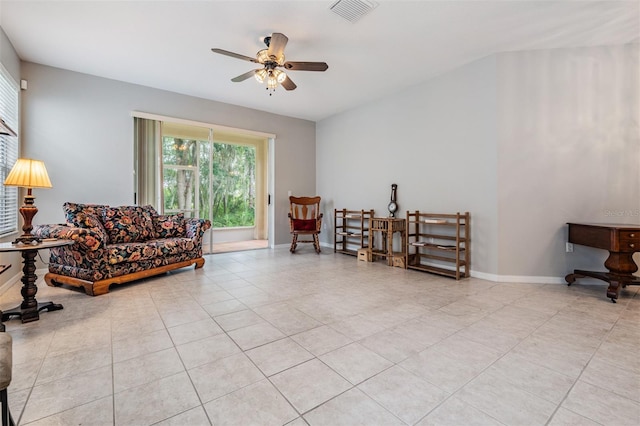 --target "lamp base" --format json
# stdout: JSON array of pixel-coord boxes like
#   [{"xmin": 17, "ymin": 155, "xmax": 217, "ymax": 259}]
[
  {"xmin": 13, "ymin": 196, "xmax": 40, "ymax": 245},
  {"xmin": 12, "ymin": 234, "xmax": 42, "ymax": 245}
]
